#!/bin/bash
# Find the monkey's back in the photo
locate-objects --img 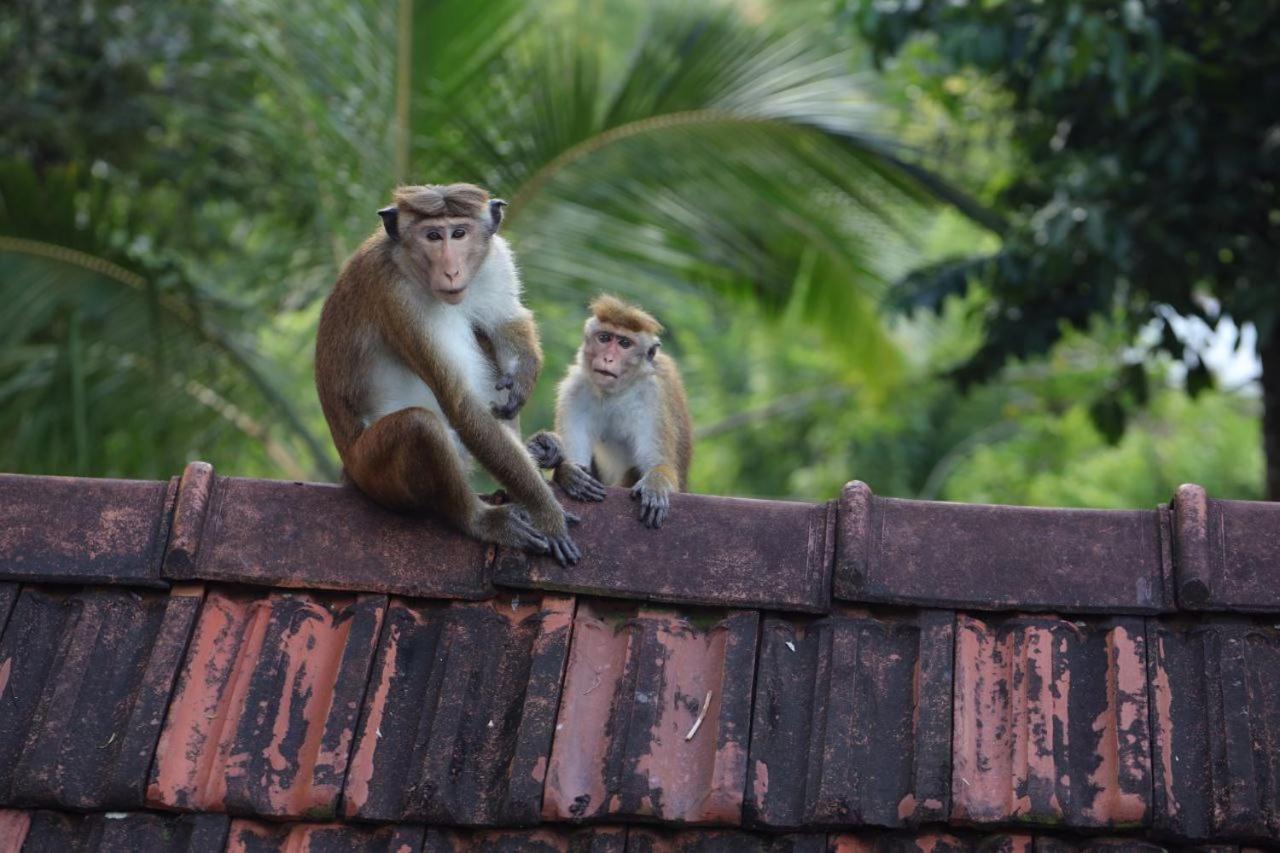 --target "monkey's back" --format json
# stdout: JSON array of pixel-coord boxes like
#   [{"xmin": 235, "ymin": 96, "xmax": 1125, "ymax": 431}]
[{"xmin": 654, "ymin": 352, "xmax": 693, "ymax": 490}]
